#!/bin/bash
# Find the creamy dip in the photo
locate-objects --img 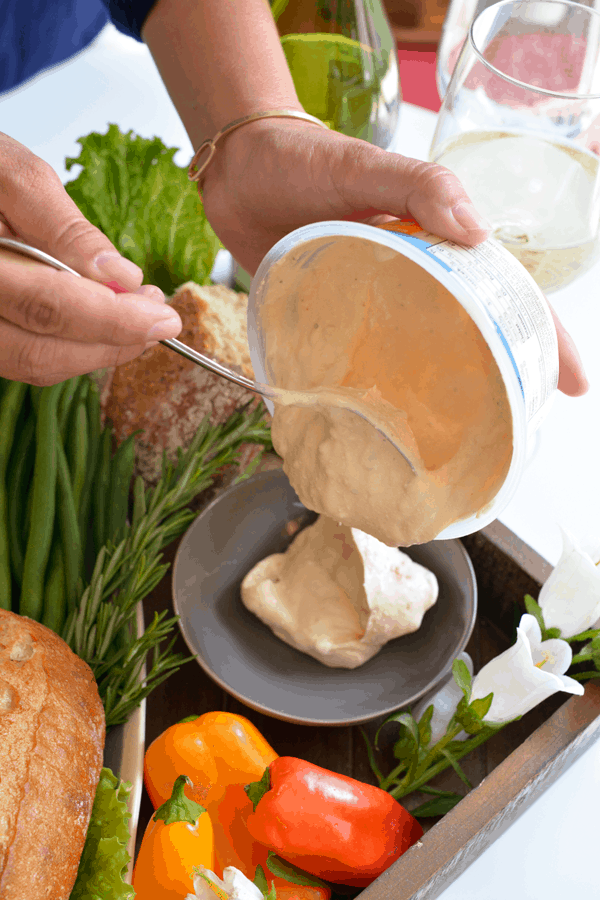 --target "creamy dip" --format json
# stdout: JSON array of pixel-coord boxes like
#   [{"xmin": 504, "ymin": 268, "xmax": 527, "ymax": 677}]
[
  {"xmin": 260, "ymin": 236, "xmax": 513, "ymax": 546},
  {"xmin": 241, "ymin": 515, "xmax": 438, "ymax": 668}
]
